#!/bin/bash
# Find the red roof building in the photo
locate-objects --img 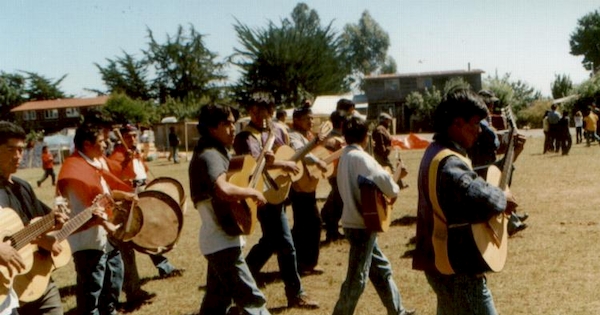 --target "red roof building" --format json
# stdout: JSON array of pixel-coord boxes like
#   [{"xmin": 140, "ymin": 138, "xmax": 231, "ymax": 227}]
[{"xmin": 11, "ymin": 96, "xmax": 109, "ymax": 133}]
